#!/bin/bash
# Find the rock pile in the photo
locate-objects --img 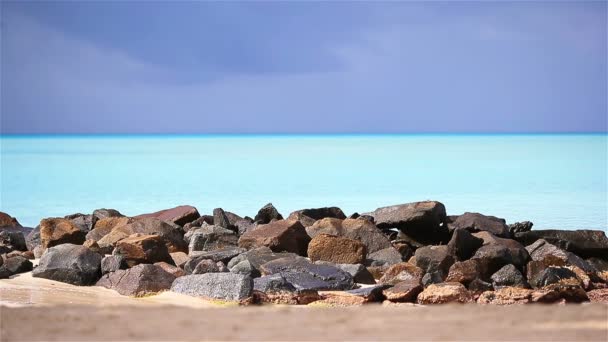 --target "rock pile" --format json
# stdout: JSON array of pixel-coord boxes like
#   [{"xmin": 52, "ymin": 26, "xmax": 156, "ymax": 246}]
[{"xmin": 1, "ymin": 202, "xmax": 607, "ymax": 305}]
